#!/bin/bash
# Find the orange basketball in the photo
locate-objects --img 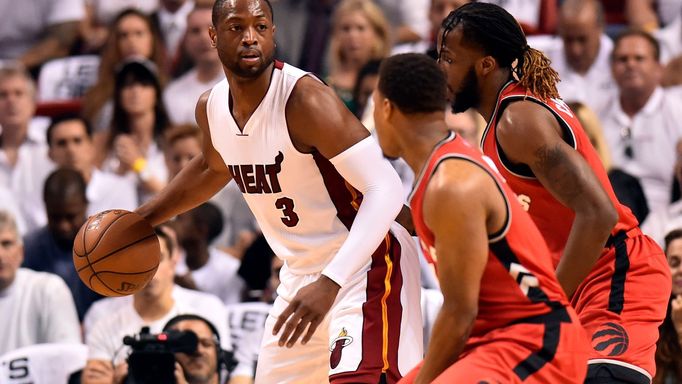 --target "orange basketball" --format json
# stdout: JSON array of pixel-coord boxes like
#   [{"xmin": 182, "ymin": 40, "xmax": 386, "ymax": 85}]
[{"xmin": 73, "ymin": 210, "xmax": 160, "ymax": 297}]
